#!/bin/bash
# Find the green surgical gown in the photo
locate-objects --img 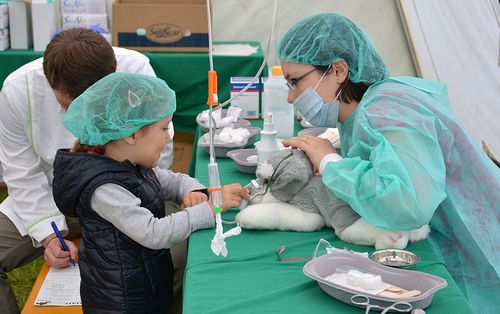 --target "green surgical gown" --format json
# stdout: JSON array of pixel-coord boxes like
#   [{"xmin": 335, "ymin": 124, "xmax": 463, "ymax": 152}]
[{"xmin": 322, "ymin": 77, "xmax": 500, "ymax": 313}]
